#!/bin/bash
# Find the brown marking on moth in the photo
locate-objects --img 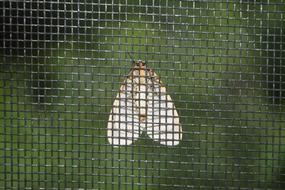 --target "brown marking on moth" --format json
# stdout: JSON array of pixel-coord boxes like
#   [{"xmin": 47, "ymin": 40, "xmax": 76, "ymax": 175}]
[{"xmin": 139, "ymin": 115, "xmax": 146, "ymax": 122}]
